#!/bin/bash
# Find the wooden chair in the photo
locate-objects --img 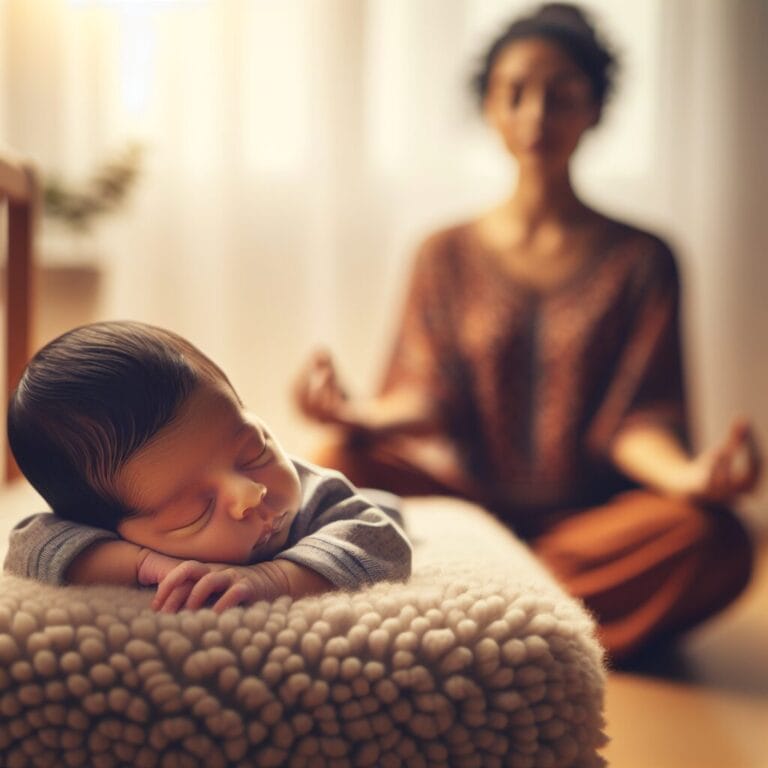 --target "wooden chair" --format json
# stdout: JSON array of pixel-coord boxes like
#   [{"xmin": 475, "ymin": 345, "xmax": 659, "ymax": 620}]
[{"xmin": 0, "ymin": 152, "xmax": 37, "ymax": 481}]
